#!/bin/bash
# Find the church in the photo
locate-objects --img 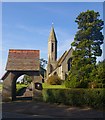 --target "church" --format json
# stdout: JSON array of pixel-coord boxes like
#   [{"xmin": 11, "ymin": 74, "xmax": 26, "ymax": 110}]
[{"xmin": 46, "ymin": 26, "xmax": 73, "ymax": 80}]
